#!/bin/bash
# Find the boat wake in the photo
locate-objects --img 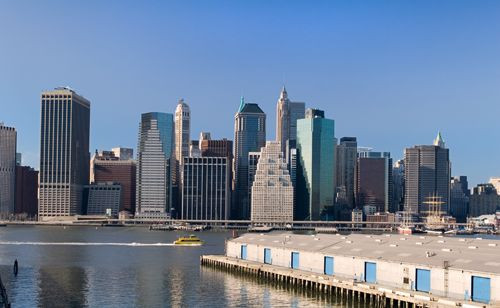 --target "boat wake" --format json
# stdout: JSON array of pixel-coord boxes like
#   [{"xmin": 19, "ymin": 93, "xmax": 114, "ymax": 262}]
[{"xmin": 0, "ymin": 241, "xmax": 175, "ymax": 247}]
